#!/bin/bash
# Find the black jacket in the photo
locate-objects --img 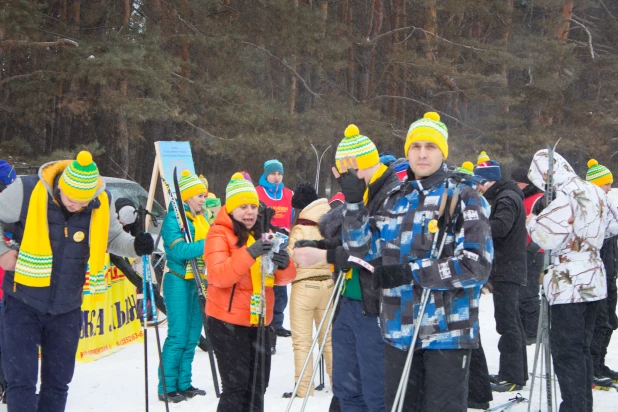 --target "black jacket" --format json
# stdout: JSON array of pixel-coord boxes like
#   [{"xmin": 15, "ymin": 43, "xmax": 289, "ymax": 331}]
[
  {"xmin": 319, "ymin": 166, "xmax": 401, "ymax": 316},
  {"xmin": 483, "ymin": 179, "xmax": 527, "ymax": 285},
  {"xmin": 3, "ymin": 175, "xmax": 105, "ymax": 314}
]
